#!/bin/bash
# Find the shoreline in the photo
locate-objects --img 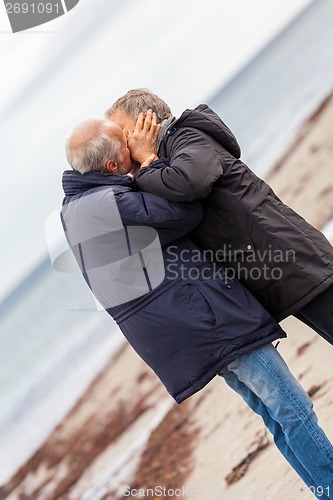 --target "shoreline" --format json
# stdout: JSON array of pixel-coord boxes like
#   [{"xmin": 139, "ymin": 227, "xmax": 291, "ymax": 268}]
[{"xmin": 2, "ymin": 90, "xmax": 333, "ymax": 499}]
